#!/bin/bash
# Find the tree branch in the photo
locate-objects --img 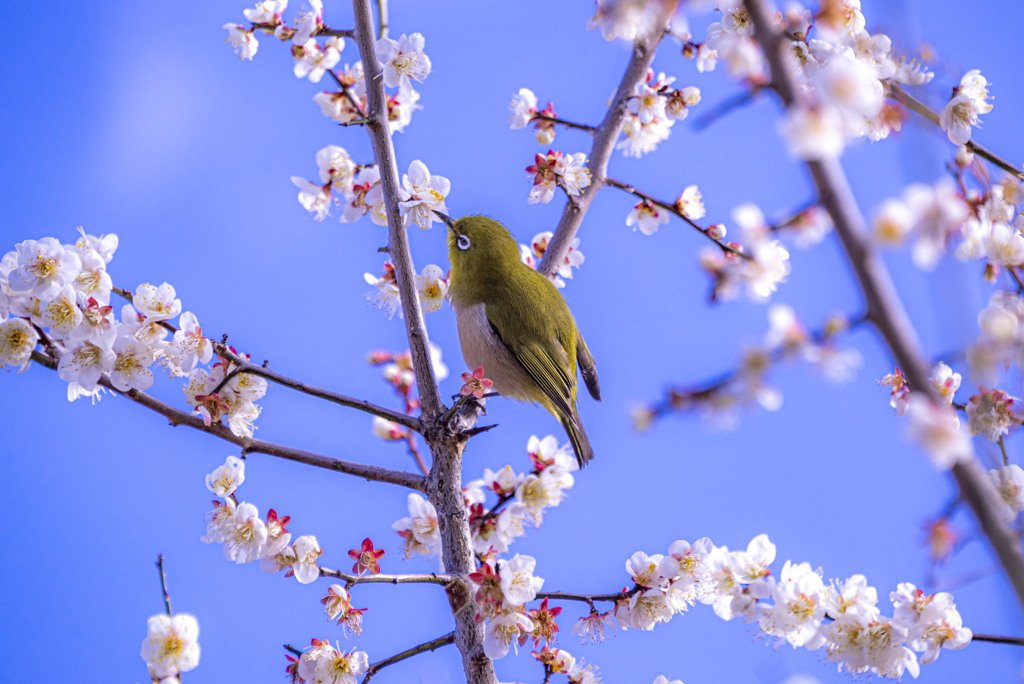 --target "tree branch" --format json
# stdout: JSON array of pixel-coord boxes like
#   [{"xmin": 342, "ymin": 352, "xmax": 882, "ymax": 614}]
[
  {"xmin": 156, "ymin": 554, "xmax": 173, "ymax": 616},
  {"xmin": 604, "ymin": 177, "xmax": 749, "ymax": 258},
  {"xmin": 210, "ymin": 342, "xmax": 423, "ymax": 432},
  {"xmin": 30, "ymin": 350, "xmax": 426, "ymax": 491},
  {"xmin": 887, "ymin": 84, "xmax": 1022, "ymax": 179},
  {"xmin": 536, "ymin": 1, "xmax": 679, "ymax": 278},
  {"xmin": 361, "ymin": 632, "xmax": 455, "ymax": 684},
  {"xmin": 973, "ymin": 633, "xmax": 1024, "ymax": 646},
  {"xmin": 531, "ymin": 113, "xmax": 597, "ymax": 134},
  {"xmin": 351, "ymin": 0, "xmax": 443, "ymax": 424},
  {"xmin": 319, "ymin": 568, "xmax": 453, "ymax": 586},
  {"xmin": 745, "ymin": 0, "xmax": 1024, "ymax": 612},
  {"xmin": 374, "ymin": 0, "xmax": 389, "ymax": 40}
]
